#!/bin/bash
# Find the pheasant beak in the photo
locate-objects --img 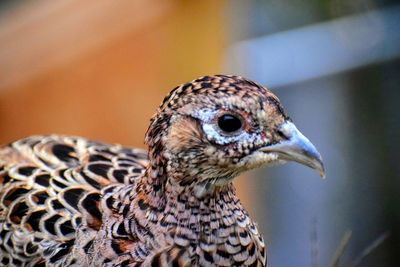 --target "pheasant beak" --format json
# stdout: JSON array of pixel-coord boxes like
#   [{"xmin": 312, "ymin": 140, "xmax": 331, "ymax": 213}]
[{"xmin": 260, "ymin": 121, "xmax": 325, "ymax": 178}]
